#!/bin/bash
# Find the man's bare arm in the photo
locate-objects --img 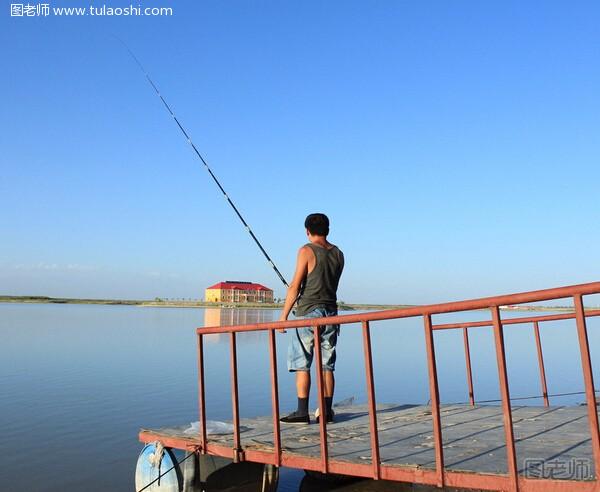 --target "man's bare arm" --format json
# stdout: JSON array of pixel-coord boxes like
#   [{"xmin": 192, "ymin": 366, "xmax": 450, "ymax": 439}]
[{"xmin": 279, "ymin": 246, "xmax": 310, "ymax": 325}]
